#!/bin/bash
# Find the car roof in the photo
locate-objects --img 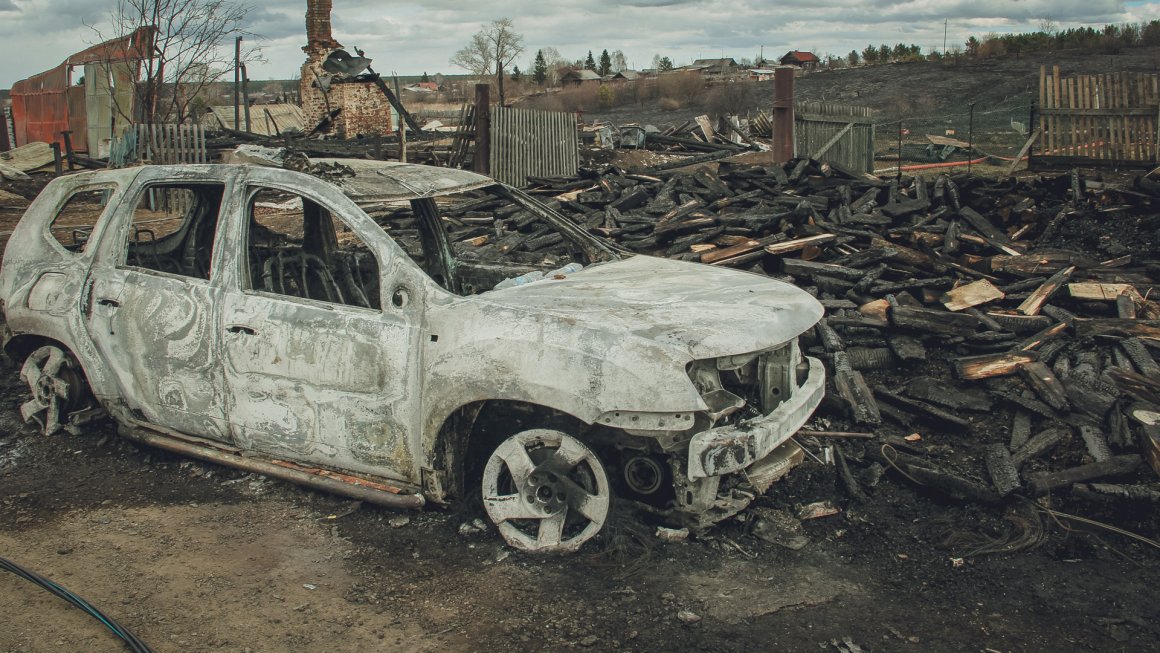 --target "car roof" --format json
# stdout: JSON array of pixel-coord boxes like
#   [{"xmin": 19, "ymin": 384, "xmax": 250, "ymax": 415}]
[{"xmin": 313, "ymin": 159, "xmax": 496, "ymax": 203}]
